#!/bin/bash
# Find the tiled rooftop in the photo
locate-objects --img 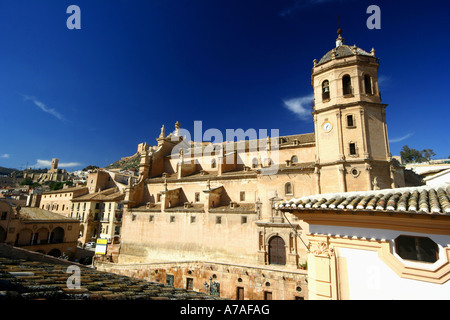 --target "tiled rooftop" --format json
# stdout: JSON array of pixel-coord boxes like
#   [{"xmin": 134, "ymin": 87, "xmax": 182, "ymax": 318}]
[
  {"xmin": 277, "ymin": 185, "xmax": 450, "ymax": 215},
  {"xmin": 316, "ymin": 44, "xmax": 373, "ymax": 66},
  {"xmin": 0, "ymin": 248, "xmax": 220, "ymax": 300},
  {"xmin": 17, "ymin": 207, "xmax": 78, "ymax": 222},
  {"xmin": 72, "ymin": 187, "xmax": 125, "ymax": 202}
]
